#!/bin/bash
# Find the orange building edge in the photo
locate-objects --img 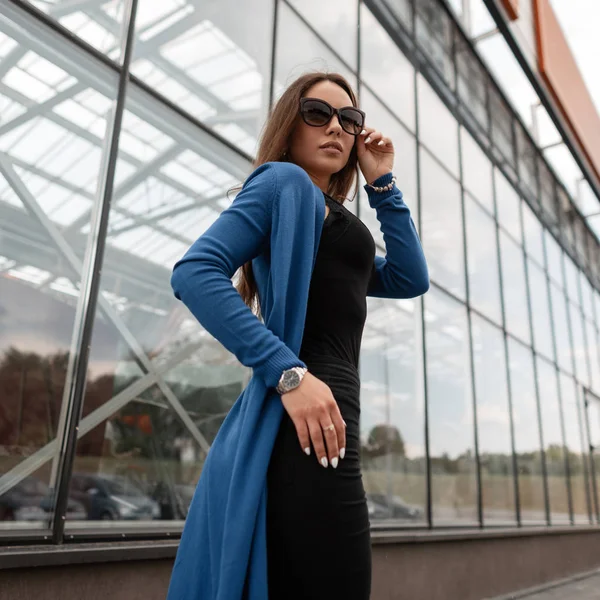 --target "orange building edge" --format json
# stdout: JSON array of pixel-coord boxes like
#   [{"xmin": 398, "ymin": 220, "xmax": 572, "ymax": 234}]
[{"xmin": 533, "ymin": 0, "xmax": 600, "ymax": 184}]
